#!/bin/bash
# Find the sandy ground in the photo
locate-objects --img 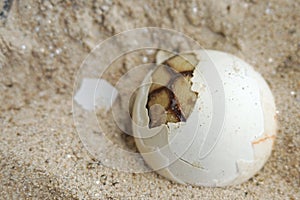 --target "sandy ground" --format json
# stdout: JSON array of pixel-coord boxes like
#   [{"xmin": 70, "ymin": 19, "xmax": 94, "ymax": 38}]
[{"xmin": 0, "ymin": 0, "xmax": 299, "ymax": 199}]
